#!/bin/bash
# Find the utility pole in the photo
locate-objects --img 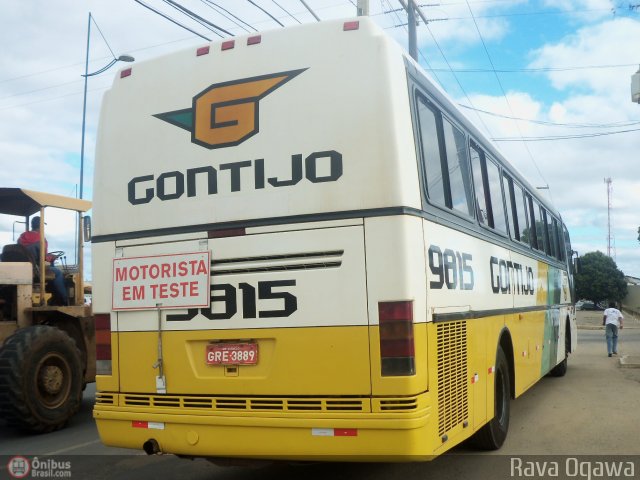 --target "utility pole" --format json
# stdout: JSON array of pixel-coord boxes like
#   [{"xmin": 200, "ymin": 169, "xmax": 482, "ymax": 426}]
[
  {"xmin": 407, "ymin": 0, "xmax": 418, "ymax": 61},
  {"xmin": 605, "ymin": 177, "xmax": 612, "ymax": 257},
  {"xmin": 357, "ymin": 0, "xmax": 369, "ymax": 16}
]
